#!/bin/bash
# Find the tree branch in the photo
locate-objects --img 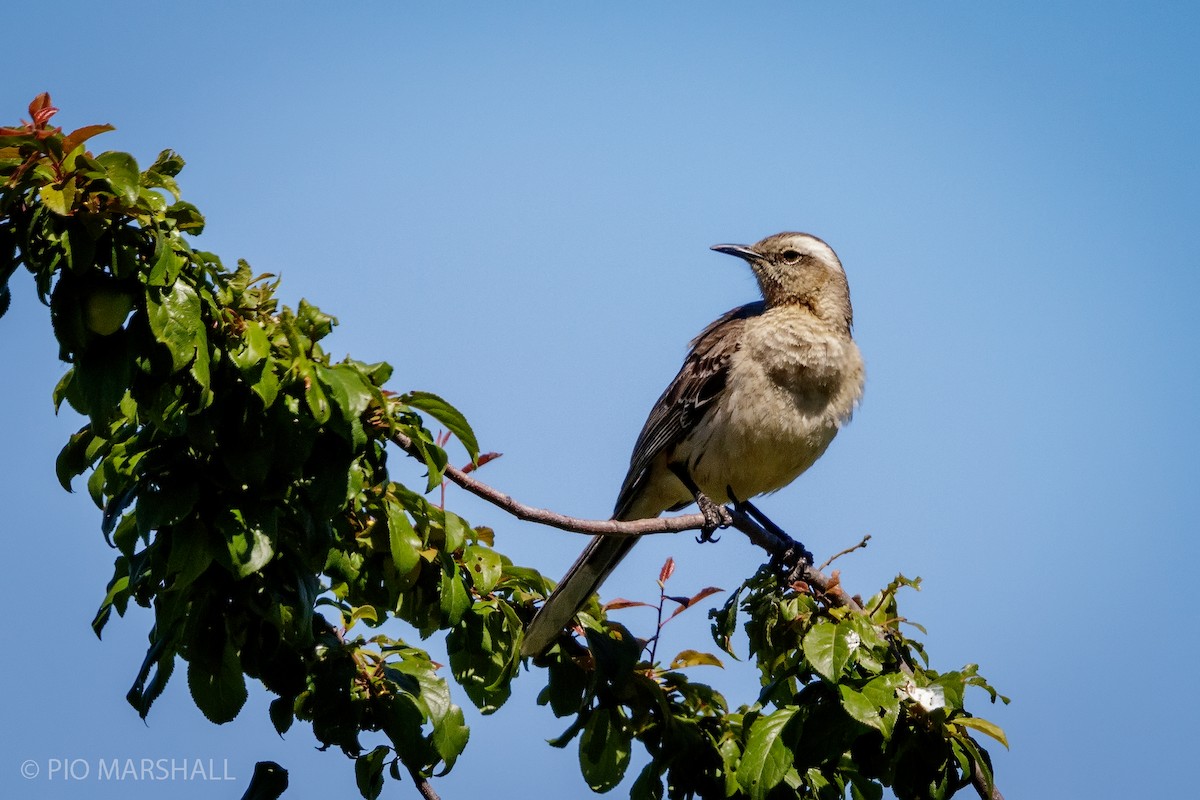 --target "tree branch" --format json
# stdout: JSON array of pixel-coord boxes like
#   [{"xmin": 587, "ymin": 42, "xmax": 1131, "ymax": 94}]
[
  {"xmin": 389, "ymin": 429, "xmax": 863, "ymax": 615},
  {"xmin": 390, "ymin": 430, "xmax": 1003, "ymax": 800},
  {"xmin": 406, "ymin": 763, "xmax": 440, "ymax": 800},
  {"xmin": 391, "ymin": 431, "xmax": 711, "ymax": 538}
]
